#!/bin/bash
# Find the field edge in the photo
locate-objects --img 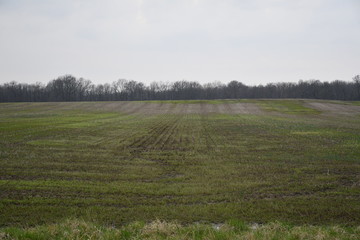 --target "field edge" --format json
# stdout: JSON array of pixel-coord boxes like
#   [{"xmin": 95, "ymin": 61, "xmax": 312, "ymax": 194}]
[{"xmin": 1, "ymin": 218, "xmax": 359, "ymax": 240}]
